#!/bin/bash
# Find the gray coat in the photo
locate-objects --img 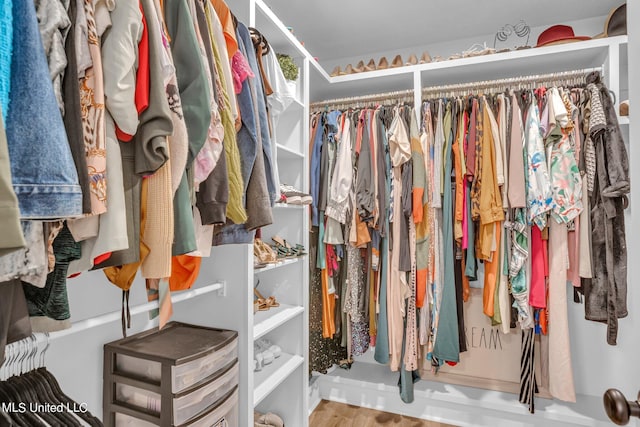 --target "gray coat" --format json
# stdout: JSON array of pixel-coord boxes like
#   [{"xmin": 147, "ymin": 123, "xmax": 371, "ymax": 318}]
[{"xmin": 582, "ymin": 71, "xmax": 630, "ymax": 345}]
